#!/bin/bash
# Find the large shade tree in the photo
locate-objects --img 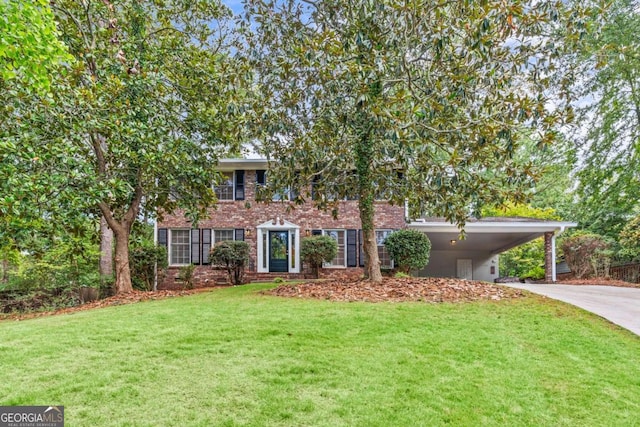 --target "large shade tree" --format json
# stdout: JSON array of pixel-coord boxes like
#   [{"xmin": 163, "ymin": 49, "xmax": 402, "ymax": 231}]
[
  {"xmin": 243, "ymin": 0, "xmax": 595, "ymax": 281},
  {"xmin": 572, "ymin": 0, "xmax": 640, "ymax": 239},
  {"xmin": 3, "ymin": 0, "xmax": 248, "ymax": 293}
]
